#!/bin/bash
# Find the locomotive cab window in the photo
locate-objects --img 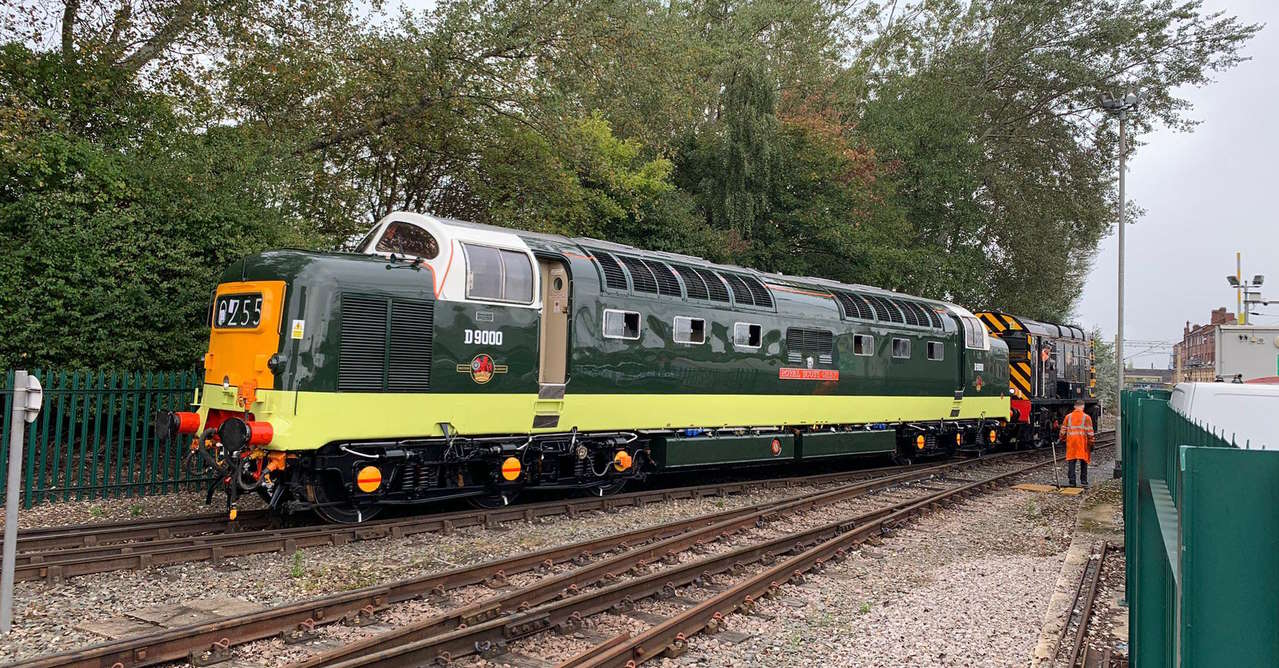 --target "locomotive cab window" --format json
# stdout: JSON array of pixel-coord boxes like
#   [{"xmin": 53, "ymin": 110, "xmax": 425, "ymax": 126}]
[
  {"xmin": 892, "ymin": 337, "xmax": 911, "ymax": 359},
  {"xmin": 960, "ymin": 315, "xmax": 988, "ymax": 350},
  {"xmin": 374, "ymin": 221, "xmax": 440, "ymax": 259},
  {"xmin": 603, "ymin": 309, "xmax": 641, "ymax": 340},
  {"xmin": 734, "ymin": 322, "xmax": 762, "ymax": 349},
  {"xmin": 463, "ymin": 243, "xmax": 534, "ymax": 304},
  {"xmin": 854, "ymin": 334, "xmax": 873, "ymax": 356},
  {"xmin": 927, "ymin": 340, "xmax": 944, "ymax": 361},
  {"xmin": 673, "ymin": 316, "xmax": 706, "ymax": 345}
]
